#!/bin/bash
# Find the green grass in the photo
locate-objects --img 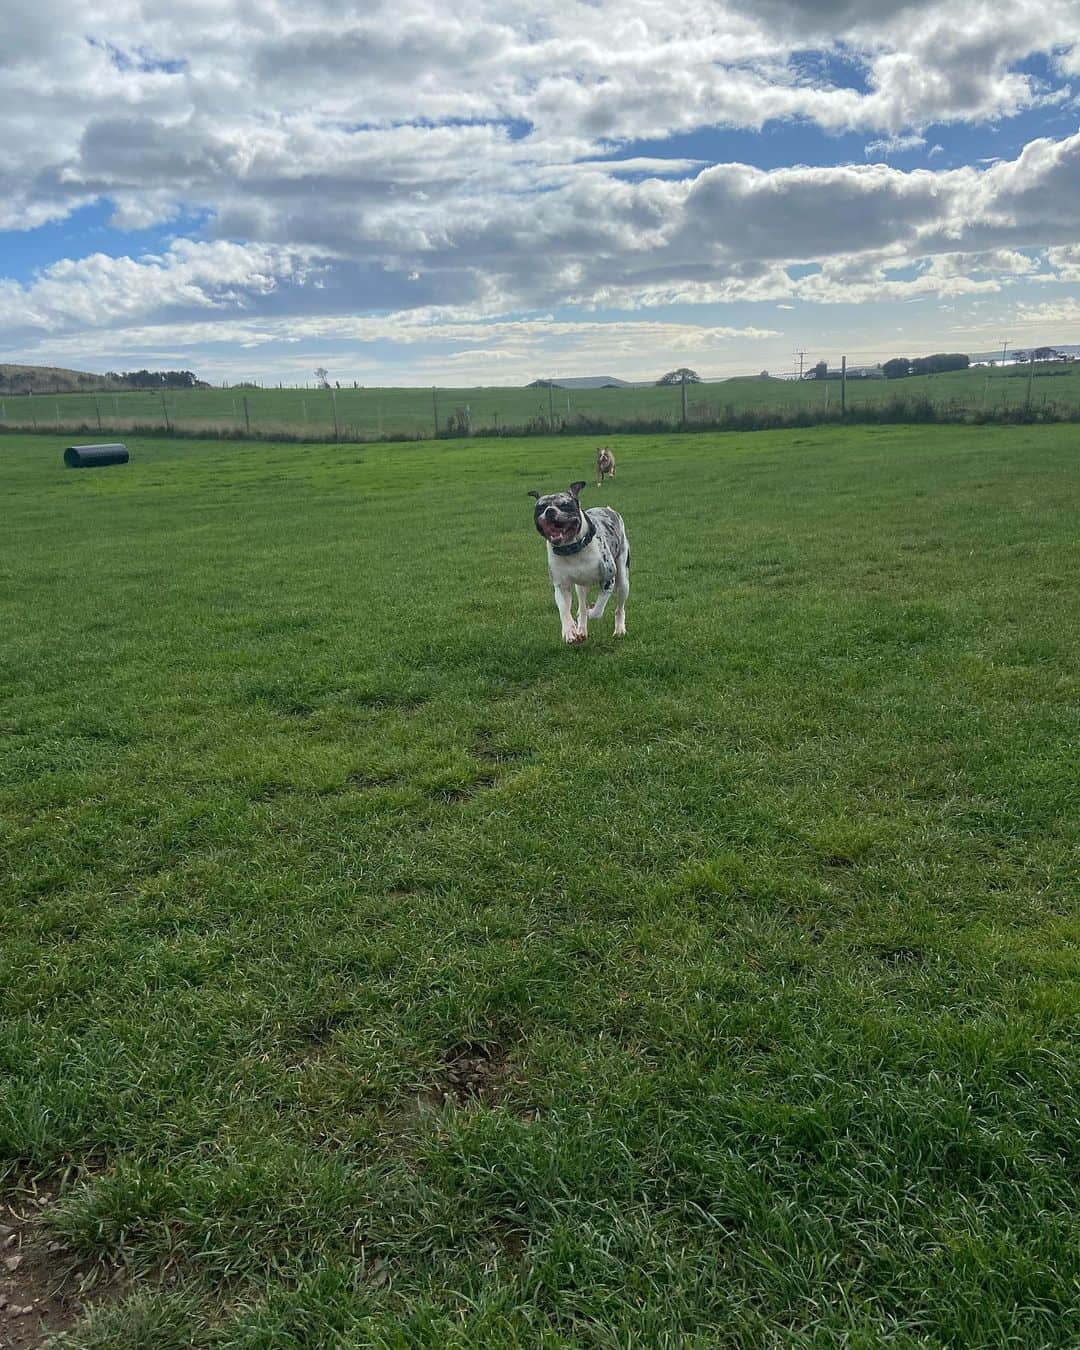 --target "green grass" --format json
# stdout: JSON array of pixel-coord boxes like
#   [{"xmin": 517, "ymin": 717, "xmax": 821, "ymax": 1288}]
[
  {"xmin": 2, "ymin": 425, "xmax": 1078, "ymax": 1347},
  {"xmin": 4, "ymin": 362, "xmax": 1080, "ymax": 440}
]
